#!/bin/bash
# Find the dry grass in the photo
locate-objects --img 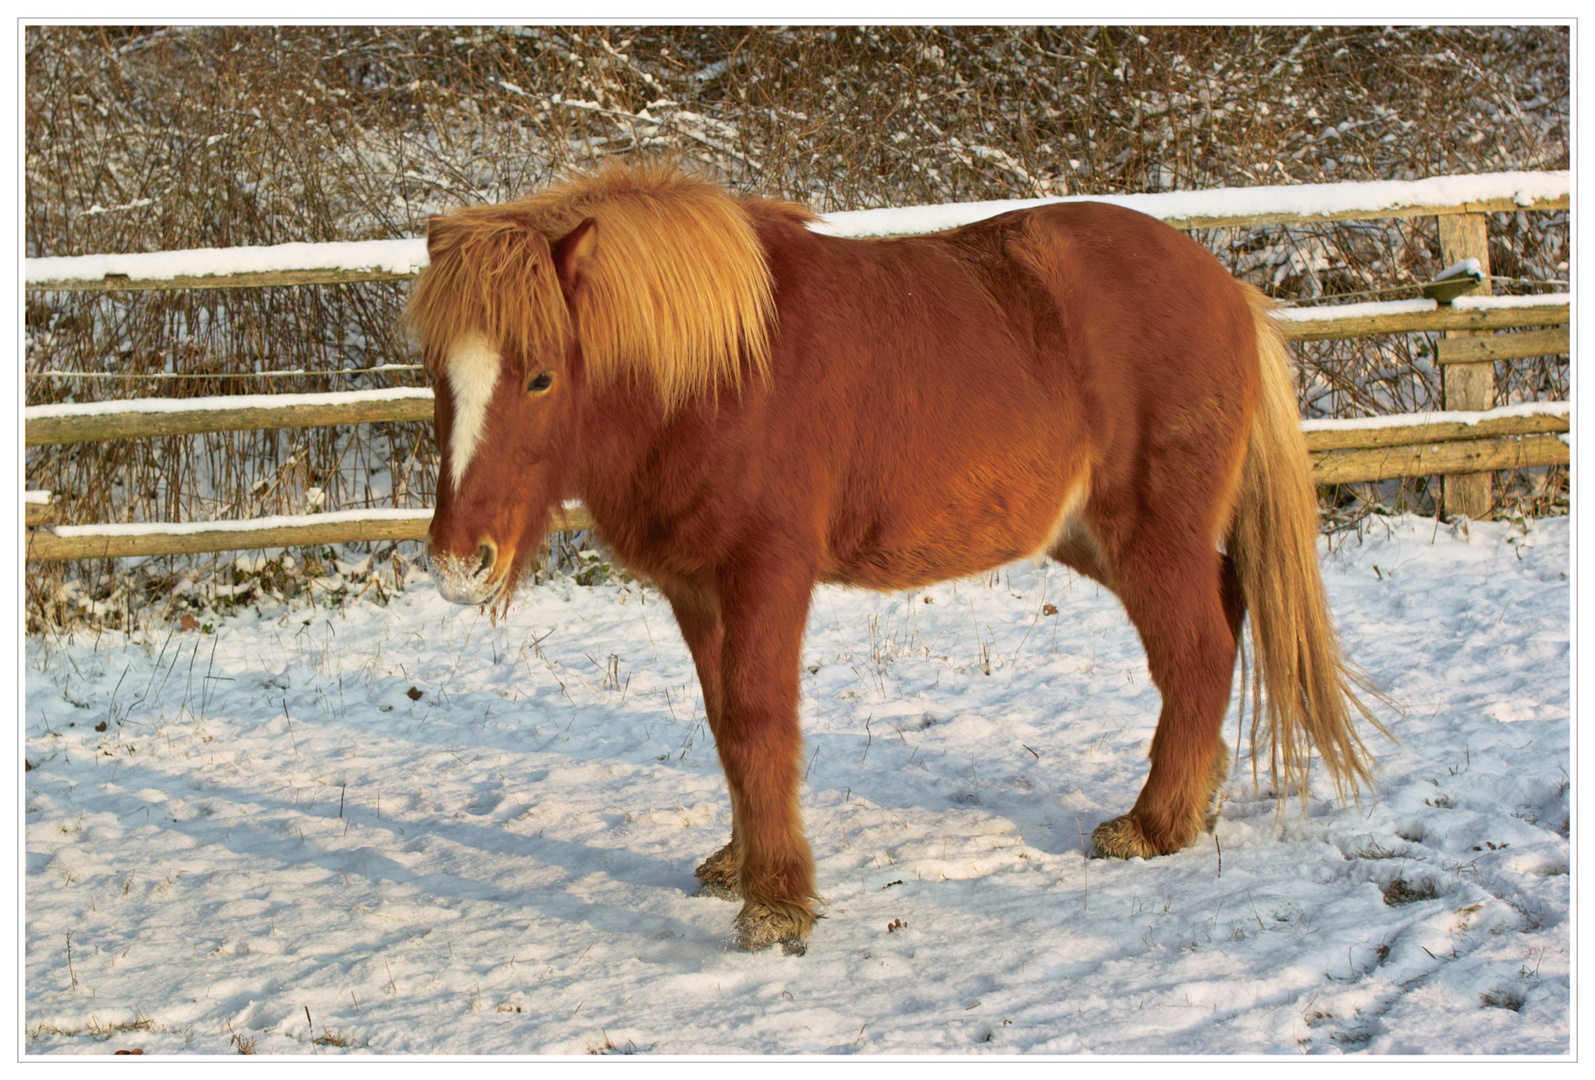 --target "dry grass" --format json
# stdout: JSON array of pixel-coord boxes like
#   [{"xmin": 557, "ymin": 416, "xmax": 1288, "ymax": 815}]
[
  {"xmin": 1381, "ymin": 875, "xmax": 1440, "ymax": 907},
  {"xmin": 26, "ymin": 1015, "xmax": 157, "ymax": 1044},
  {"xmin": 24, "ymin": 26, "xmax": 1570, "ymax": 631},
  {"xmin": 587, "ymin": 1027, "xmax": 653, "ymax": 1054},
  {"xmin": 1479, "ymin": 987, "xmax": 1527, "ymax": 1012}
]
